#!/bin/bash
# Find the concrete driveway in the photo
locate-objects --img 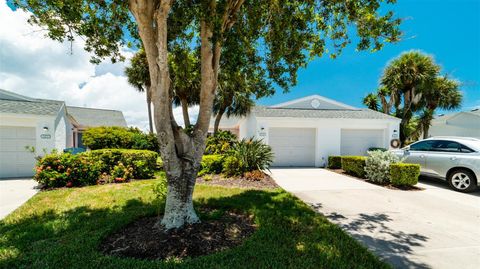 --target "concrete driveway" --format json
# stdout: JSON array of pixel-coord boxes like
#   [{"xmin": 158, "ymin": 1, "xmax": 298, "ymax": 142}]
[
  {"xmin": 0, "ymin": 178, "xmax": 38, "ymax": 220},
  {"xmin": 271, "ymin": 168, "xmax": 480, "ymax": 269}
]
